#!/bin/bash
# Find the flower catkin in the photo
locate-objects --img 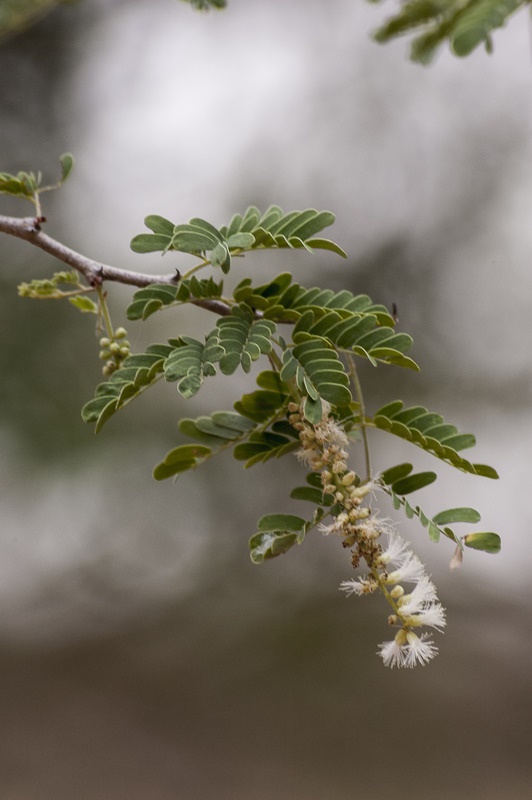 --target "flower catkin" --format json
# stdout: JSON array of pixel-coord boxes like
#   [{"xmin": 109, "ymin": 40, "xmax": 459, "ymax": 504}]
[{"xmin": 289, "ymin": 401, "xmax": 446, "ymax": 668}]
